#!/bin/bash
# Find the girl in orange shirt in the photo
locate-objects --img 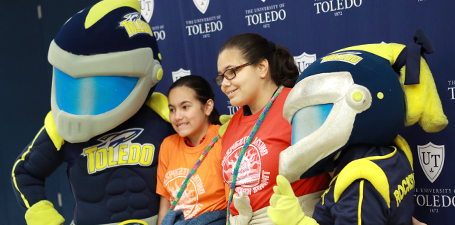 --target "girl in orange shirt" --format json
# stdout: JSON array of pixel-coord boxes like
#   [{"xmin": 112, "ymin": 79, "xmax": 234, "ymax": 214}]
[{"xmin": 156, "ymin": 75, "xmax": 227, "ymax": 225}]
